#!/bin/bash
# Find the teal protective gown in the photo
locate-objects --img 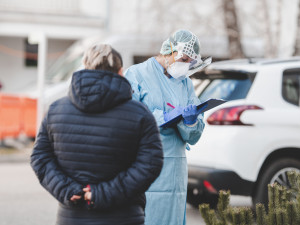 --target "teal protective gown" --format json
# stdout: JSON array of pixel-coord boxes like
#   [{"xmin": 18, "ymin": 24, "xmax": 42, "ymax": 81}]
[{"xmin": 125, "ymin": 57, "xmax": 205, "ymax": 225}]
